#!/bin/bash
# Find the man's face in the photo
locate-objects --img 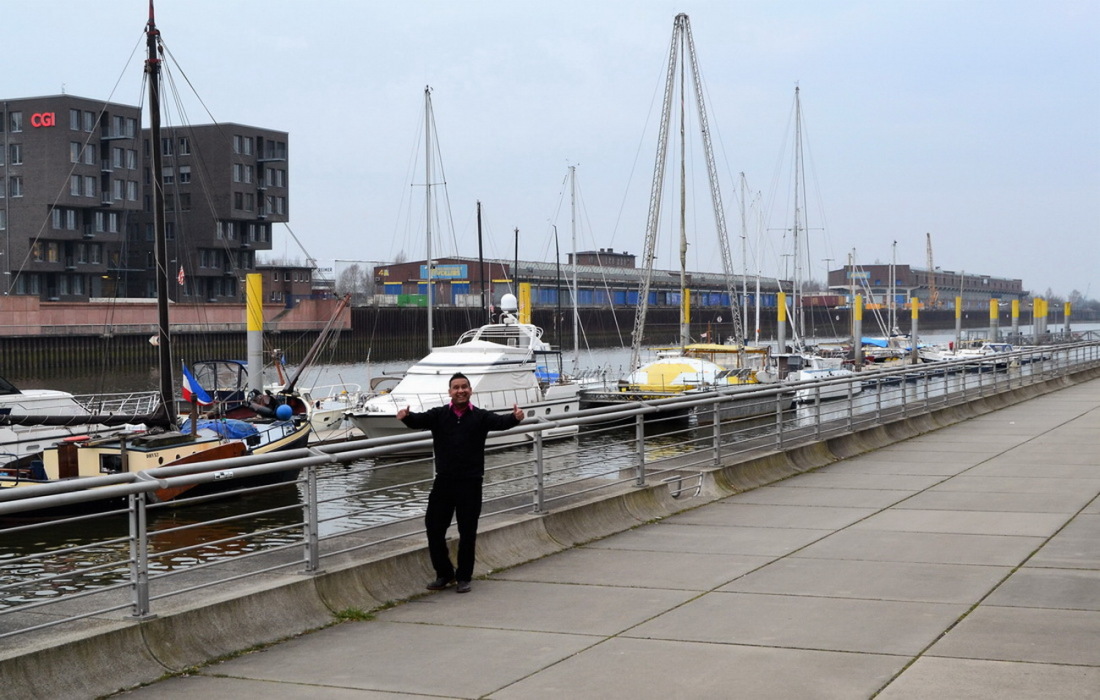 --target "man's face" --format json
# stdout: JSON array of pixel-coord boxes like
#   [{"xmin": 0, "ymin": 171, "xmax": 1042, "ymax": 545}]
[{"xmin": 449, "ymin": 378, "xmax": 472, "ymax": 406}]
